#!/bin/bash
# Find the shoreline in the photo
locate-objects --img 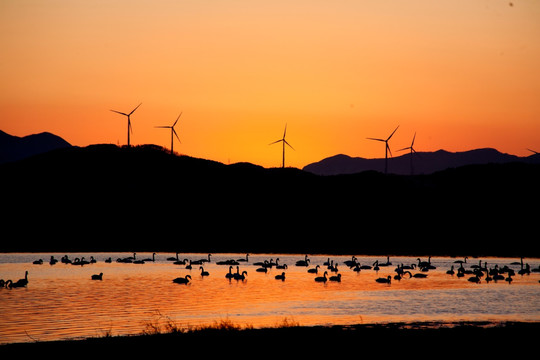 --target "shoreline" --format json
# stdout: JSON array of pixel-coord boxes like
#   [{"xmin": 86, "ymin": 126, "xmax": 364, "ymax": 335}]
[{"xmin": 3, "ymin": 321, "xmax": 539, "ymax": 354}]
